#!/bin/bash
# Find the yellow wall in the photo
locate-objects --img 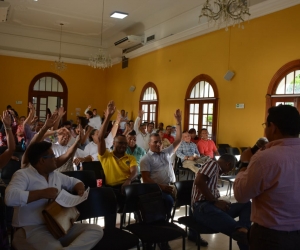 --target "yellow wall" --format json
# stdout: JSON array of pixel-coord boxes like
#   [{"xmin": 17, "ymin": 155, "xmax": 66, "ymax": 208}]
[
  {"xmin": 1, "ymin": 5, "xmax": 300, "ymax": 147},
  {"xmin": 0, "ymin": 56, "xmax": 106, "ymax": 121},
  {"xmin": 106, "ymin": 5, "xmax": 300, "ymax": 147}
]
